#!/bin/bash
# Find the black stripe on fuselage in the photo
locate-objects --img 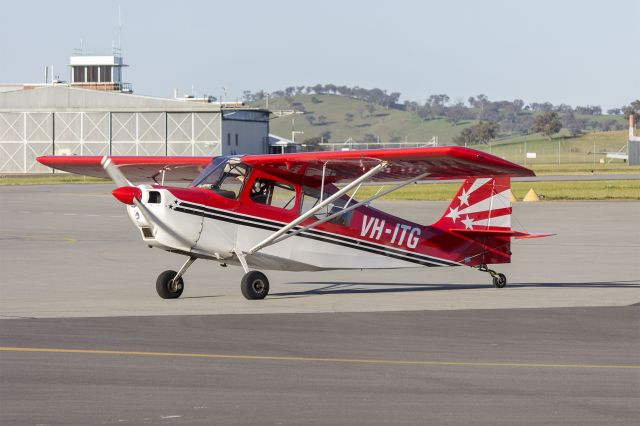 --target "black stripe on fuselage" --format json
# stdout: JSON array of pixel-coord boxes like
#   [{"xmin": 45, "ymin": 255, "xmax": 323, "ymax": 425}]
[
  {"xmin": 175, "ymin": 201, "xmax": 458, "ymax": 267},
  {"xmin": 178, "ymin": 201, "xmax": 458, "ymax": 266}
]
